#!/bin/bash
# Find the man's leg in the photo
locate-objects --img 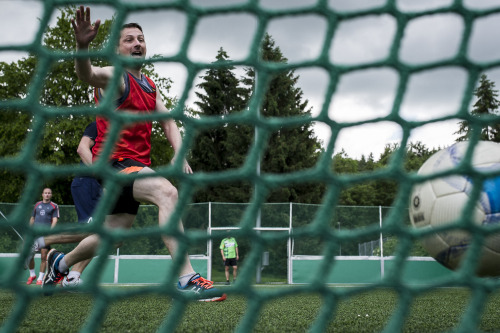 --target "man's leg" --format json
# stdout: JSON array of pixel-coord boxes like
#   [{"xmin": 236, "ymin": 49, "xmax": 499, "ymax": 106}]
[
  {"xmin": 64, "ymin": 175, "xmax": 101, "ymax": 285},
  {"xmin": 43, "ymin": 233, "xmax": 91, "ymax": 287},
  {"xmin": 232, "ymin": 265, "xmax": 237, "ymax": 280},
  {"xmin": 37, "ymin": 248, "xmax": 49, "ymax": 284},
  {"xmin": 225, "ymin": 266, "xmax": 230, "ymax": 281},
  {"xmin": 27, "ymin": 258, "xmax": 36, "ymax": 284},
  {"xmin": 24, "ymin": 233, "xmax": 91, "ymax": 272},
  {"xmin": 43, "ymin": 214, "xmax": 135, "ymax": 286},
  {"xmin": 132, "ymin": 168, "xmax": 226, "ymax": 301},
  {"xmin": 132, "ymin": 168, "xmax": 195, "ymax": 276},
  {"xmin": 62, "ymin": 259, "xmax": 91, "ymax": 287},
  {"xmin": 28, "ymin": 257, "xmax": 35, "ymax": 270},
  {"xmin": 70, "ymin": 259, "xmax": 91, "ymax": 275},
  {"xmin": 36, "ymin": 234, "xmax": 90, "ymax": 248},
  {"xmin": 62, "ymin": 214, "xmax": 134, "ymax": 268}
]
